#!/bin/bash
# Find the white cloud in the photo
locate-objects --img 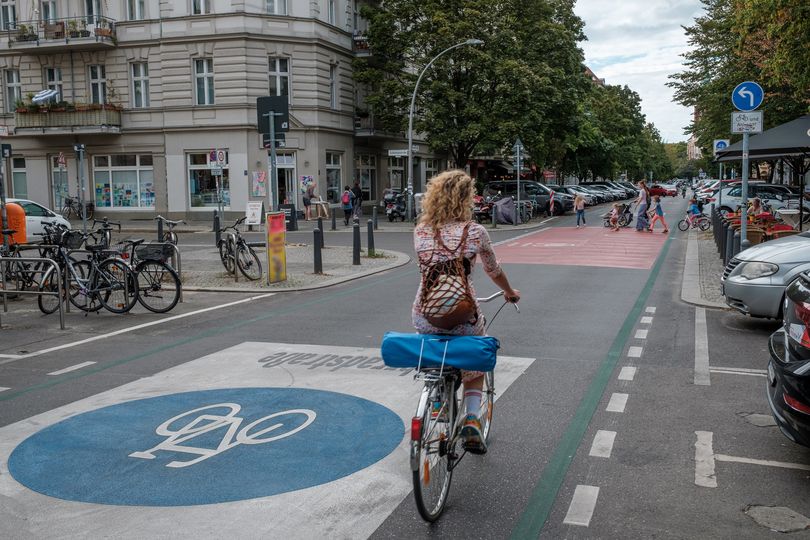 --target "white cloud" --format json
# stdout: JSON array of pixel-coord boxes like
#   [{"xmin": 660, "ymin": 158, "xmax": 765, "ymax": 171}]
[{"xmin": 574, "ymin": 0, "xmax": 704, "ymax": 142}]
